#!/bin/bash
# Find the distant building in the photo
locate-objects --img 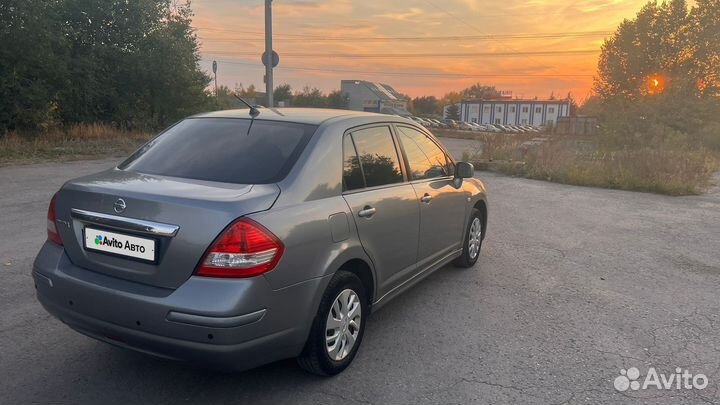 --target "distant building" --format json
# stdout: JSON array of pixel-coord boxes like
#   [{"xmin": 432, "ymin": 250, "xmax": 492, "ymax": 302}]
[
  {"xmin": 341, "ymin": 80, "xmax": 410, "ymax": 116},
  {"xmin": 460, "ymin": 99, "xmax": 571, "ymax": 126}
]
